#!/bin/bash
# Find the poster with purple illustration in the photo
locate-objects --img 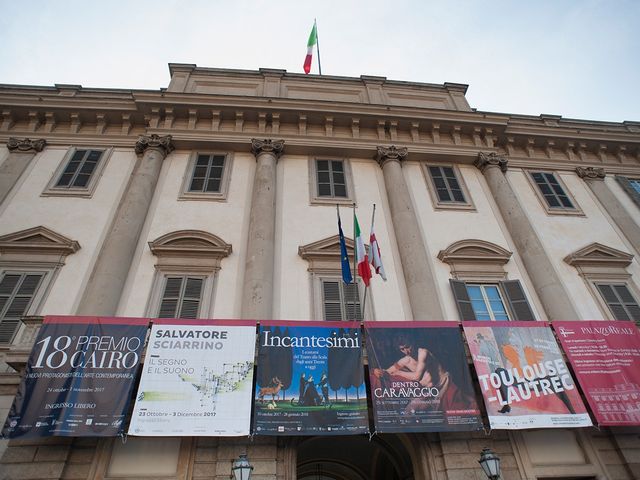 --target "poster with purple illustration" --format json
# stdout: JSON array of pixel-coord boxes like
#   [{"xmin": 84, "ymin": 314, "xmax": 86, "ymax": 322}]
[{"xmin": 253, "ymin": 320, "xmax": 368, "ymax": 435}]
